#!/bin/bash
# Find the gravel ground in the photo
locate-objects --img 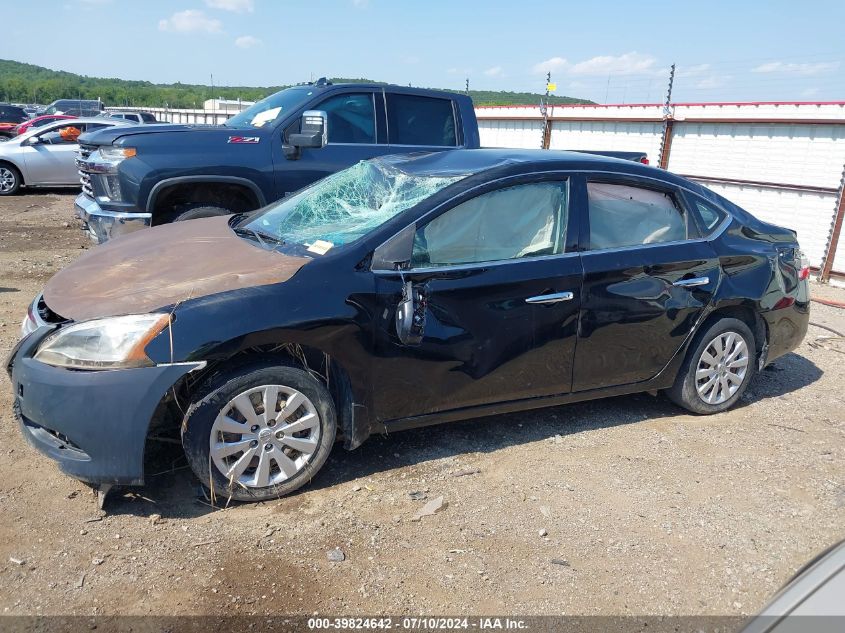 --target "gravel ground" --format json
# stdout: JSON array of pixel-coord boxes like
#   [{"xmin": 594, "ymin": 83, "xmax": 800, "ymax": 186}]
[{"xmin": 0, "ymin": 192, "xmax": 842, "ymax": 617}]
